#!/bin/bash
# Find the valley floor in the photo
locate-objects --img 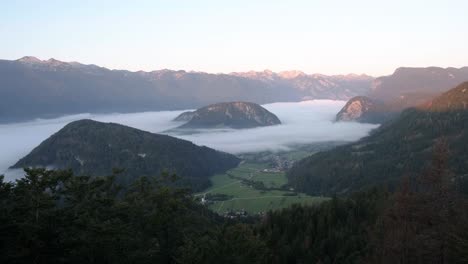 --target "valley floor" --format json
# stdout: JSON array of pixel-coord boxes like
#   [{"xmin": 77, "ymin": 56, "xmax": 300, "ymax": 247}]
[
  {"xmin": 196, "ymin": 142, "xmax": 346, "ymax": 214},
  {"xmin": 197, "ymin": 148, "xmax": 331, "ymax": 214}
]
